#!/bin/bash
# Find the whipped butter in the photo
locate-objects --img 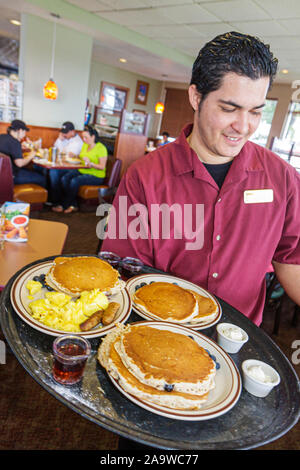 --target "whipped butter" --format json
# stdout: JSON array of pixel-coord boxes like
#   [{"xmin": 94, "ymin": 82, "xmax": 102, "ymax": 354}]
[
  {"xmin": 247, "ymin": 365, "xmax": 272, "ymax": 383},
  {"xmin": 222, "ymin": 325, "xmax": 244, "ymax": 341}
]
